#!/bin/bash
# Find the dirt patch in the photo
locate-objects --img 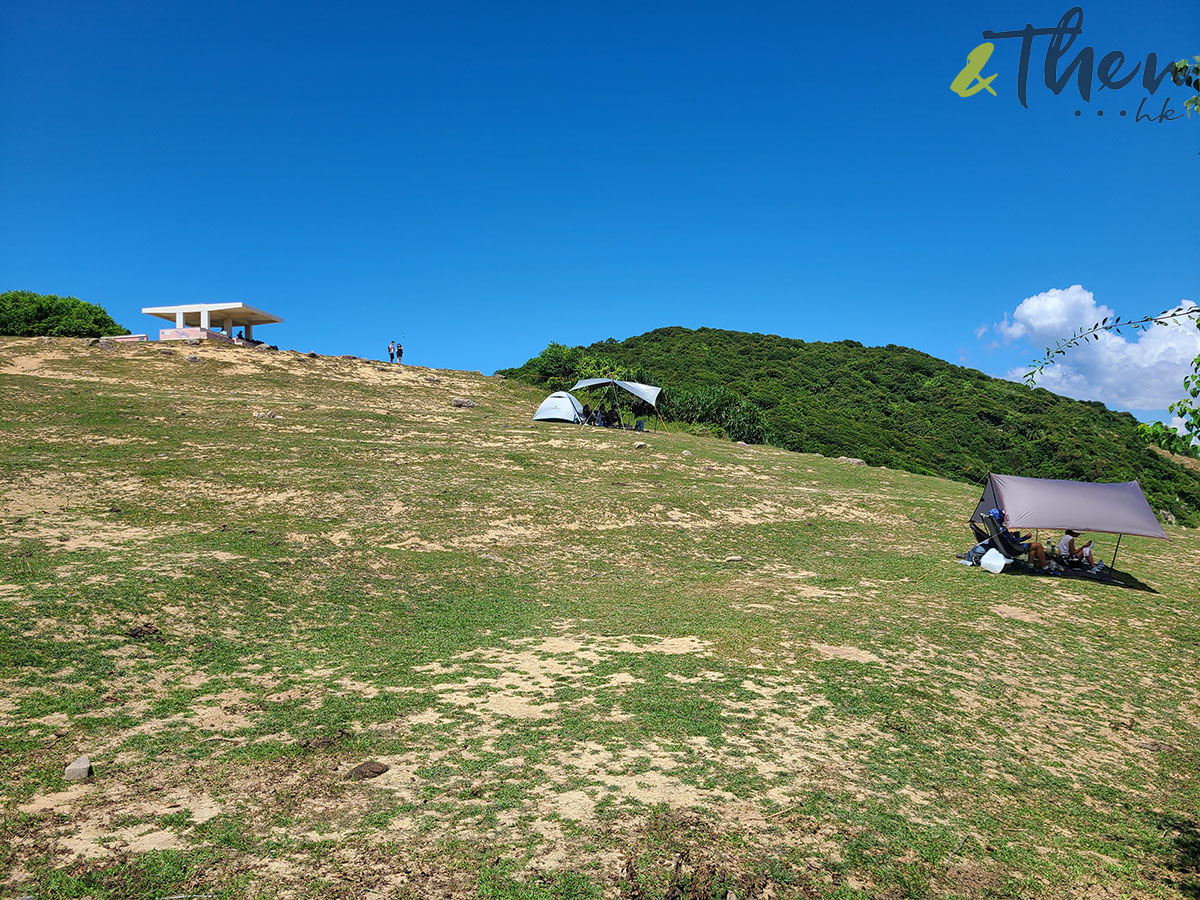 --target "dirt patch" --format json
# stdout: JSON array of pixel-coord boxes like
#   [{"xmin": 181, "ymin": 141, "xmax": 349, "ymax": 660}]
[{"xmin": 811, "ymin": 643, "xmax": 882, "ymax": 664}]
